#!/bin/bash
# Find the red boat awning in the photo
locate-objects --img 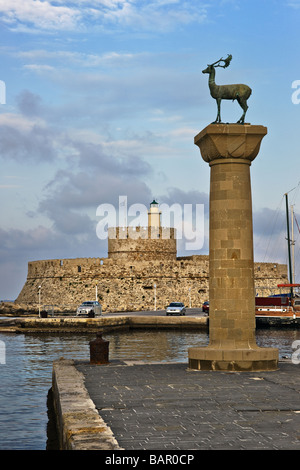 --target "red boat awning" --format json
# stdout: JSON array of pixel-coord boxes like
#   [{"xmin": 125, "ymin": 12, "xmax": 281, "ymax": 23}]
[{"xmin": 277, "ymin": 284, "xmax": 300, "ymax": 288}]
